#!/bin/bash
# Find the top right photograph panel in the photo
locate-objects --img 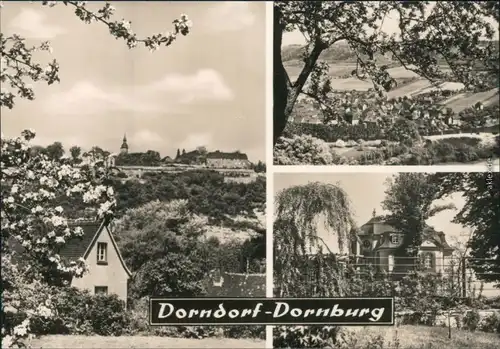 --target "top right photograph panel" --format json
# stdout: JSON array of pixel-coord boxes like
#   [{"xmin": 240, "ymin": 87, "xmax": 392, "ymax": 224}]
[{"xmin": 273, "ymin": 1, "xmax": 499, "ymax": 167}]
